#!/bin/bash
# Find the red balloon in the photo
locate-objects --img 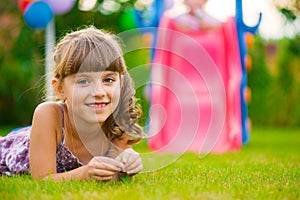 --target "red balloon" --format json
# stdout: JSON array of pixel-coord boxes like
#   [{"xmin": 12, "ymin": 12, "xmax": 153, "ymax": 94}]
[{"xmin": 18, "ymin": 0, "xmax": 34, "ymax": 13}]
